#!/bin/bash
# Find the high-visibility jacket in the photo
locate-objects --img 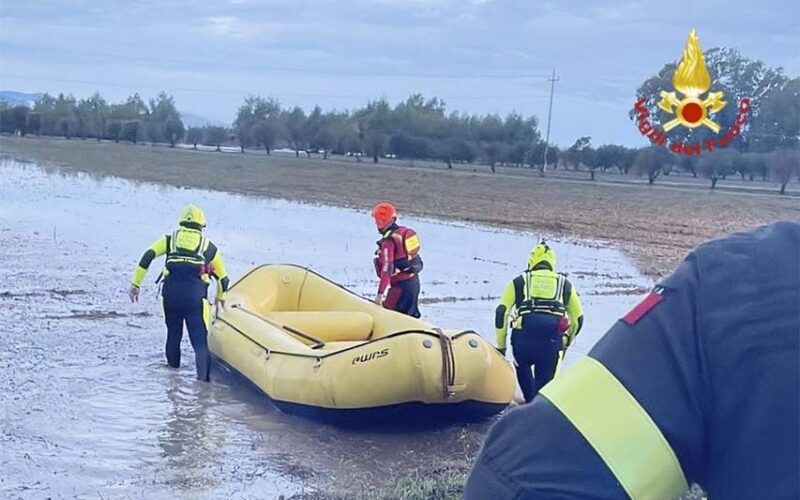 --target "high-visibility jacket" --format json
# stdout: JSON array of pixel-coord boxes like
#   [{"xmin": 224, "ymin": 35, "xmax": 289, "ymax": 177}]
[
  {"xmin": 131, "ymin": 226, "xmax": 230, "ymax": 299},
  {"xmin": 466, "ymin": 222, "xmax": 800, "ymax": 500},
  {"xmin": 495, "ymin": 264, "xmax": 583, "ymax": 350},
  {"xmin": 374, "ymin": 224, "xmax": 423, "ymax": 295}
]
